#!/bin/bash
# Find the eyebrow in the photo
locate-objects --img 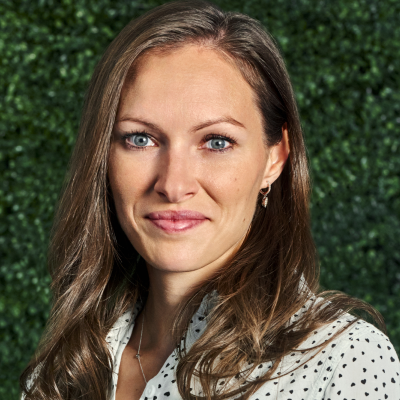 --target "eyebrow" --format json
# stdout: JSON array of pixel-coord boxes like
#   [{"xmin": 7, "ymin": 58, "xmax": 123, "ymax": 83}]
[{"xmin": 116, "ymin": 115, "xmax": 246, "ymax": 133}]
